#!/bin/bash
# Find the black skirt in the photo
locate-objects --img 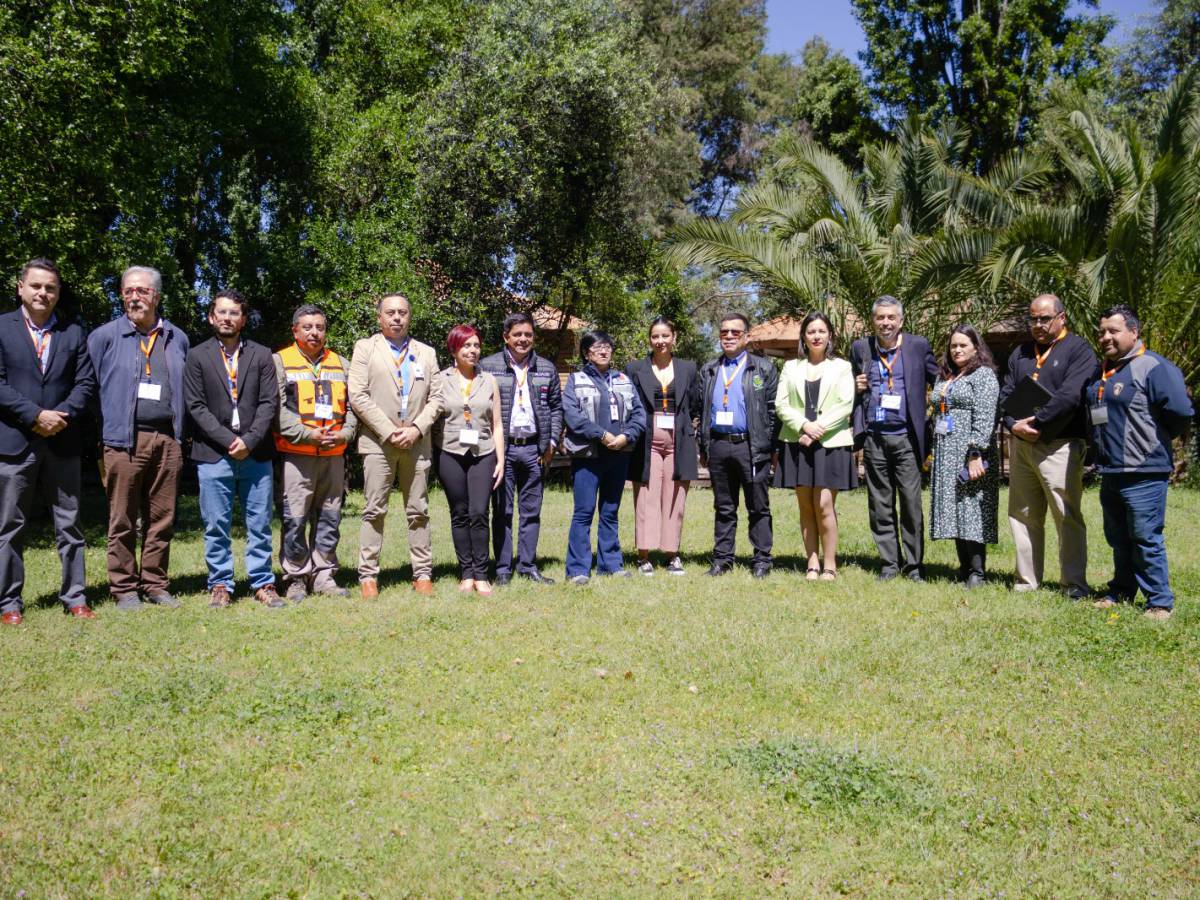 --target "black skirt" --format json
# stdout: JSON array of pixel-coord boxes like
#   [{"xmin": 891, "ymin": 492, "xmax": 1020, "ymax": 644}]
[{"xmin": 774, "ymin": 441, "xmax": 859, "ymax": 491}]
